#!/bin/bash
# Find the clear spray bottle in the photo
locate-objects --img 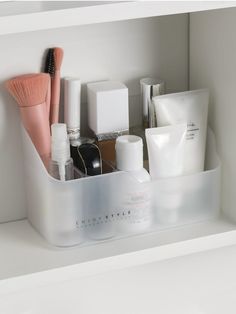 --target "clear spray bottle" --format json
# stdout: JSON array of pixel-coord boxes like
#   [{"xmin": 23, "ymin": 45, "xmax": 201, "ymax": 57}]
[{"xmin": 49, "ymin": 123, "xmax": 74, "ymax": 181}]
